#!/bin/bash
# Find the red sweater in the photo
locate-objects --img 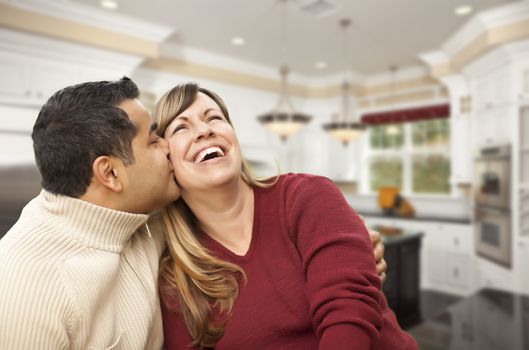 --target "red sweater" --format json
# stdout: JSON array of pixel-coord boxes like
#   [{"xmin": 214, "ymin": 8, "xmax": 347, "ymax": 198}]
[{"xmin": 161, "ymin": 173, "xmax": 417, "ymax": 350}]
